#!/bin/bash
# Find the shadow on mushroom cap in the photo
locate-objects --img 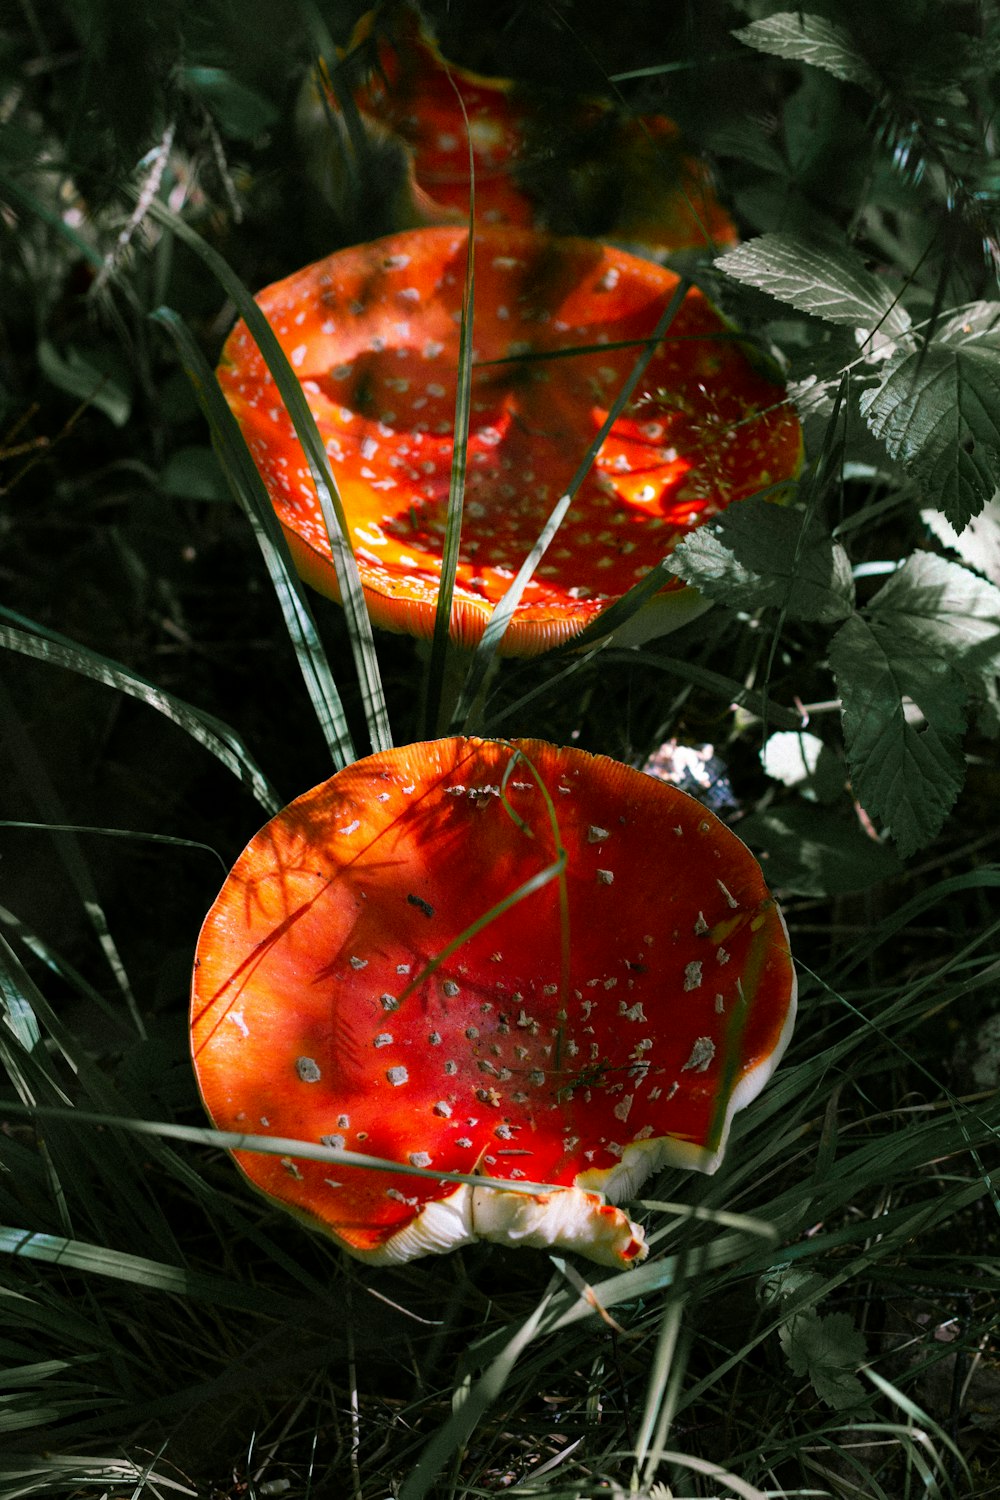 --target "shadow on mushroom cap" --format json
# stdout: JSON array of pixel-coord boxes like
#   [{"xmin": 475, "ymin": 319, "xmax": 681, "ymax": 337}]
[
  {"xmin": 218, "ymin": 226, "xmax": 802, "ymax": 656},
  {"xmin": 191, "ymin": 737, "xmax": 797, "ymax": 1267}
]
